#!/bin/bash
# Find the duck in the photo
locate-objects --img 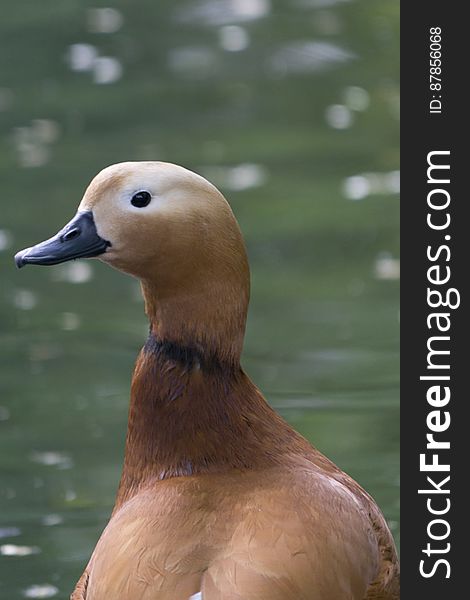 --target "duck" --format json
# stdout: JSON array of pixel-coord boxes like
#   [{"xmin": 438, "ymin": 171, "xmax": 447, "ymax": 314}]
[{"xmin": 15, "ymin": 162, "xmax": 399, "ymax": 600}]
